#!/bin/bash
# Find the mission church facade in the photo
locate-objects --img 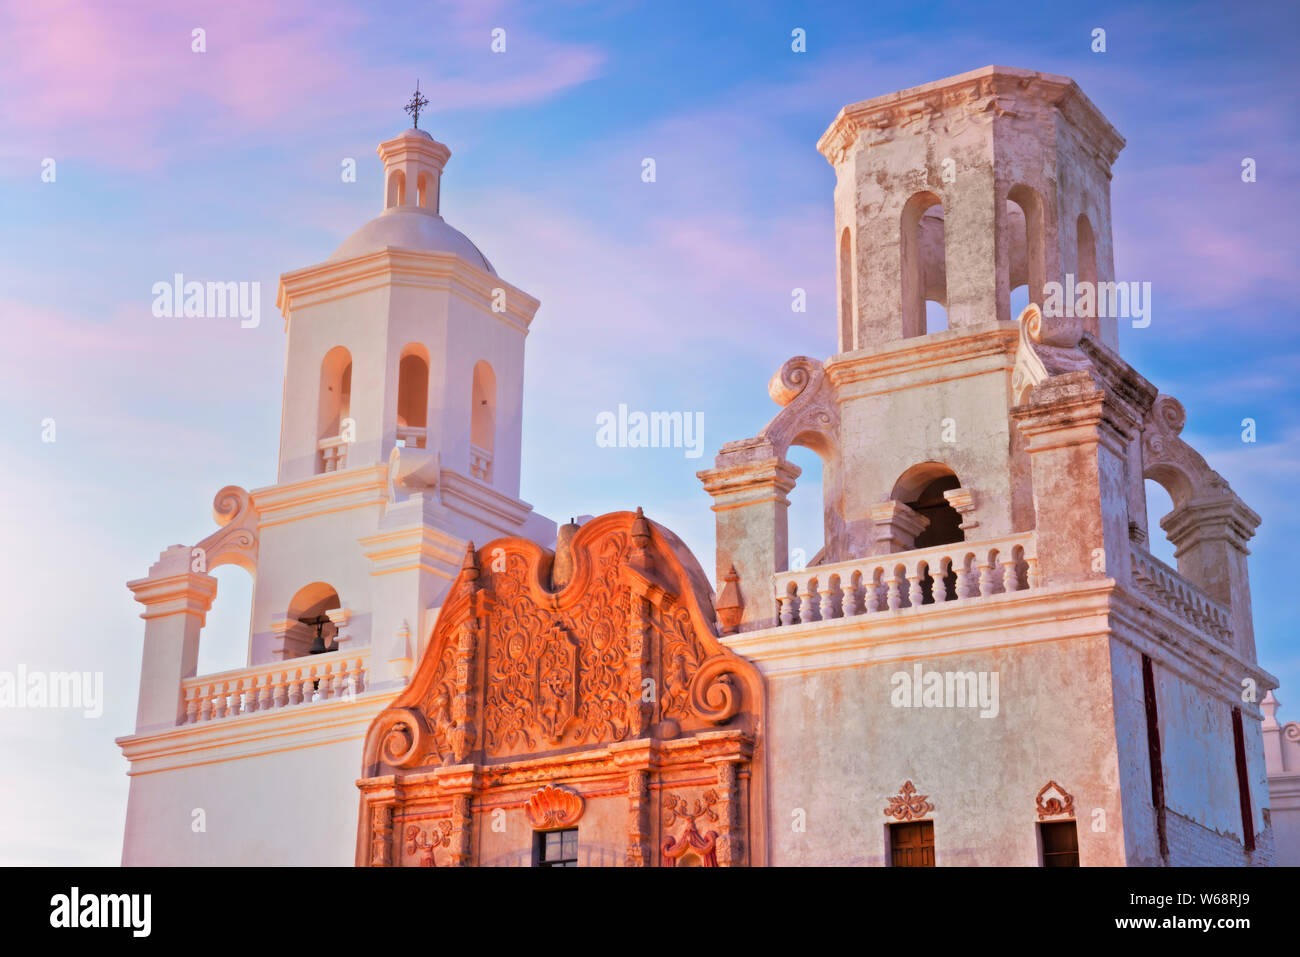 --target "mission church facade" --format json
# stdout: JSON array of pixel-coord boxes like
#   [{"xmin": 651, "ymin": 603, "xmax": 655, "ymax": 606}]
[{"xmin": 117, "ymin": 66, "xmax": 1287, "ymax": 867}]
